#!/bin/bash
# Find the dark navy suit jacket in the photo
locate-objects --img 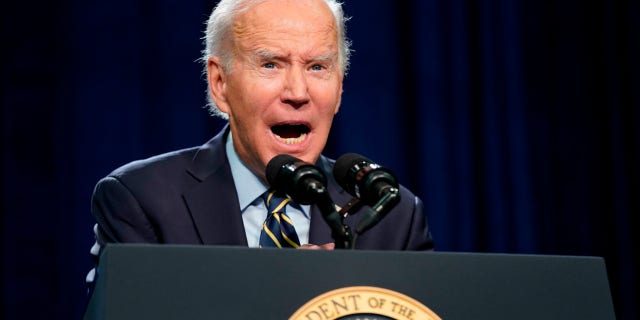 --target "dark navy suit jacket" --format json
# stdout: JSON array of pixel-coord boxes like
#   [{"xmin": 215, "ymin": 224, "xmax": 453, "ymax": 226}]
[{"xmin": 91, "ymin": 126, "xmax": 434, "ymax": 250}]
